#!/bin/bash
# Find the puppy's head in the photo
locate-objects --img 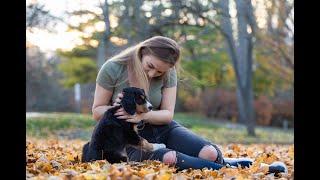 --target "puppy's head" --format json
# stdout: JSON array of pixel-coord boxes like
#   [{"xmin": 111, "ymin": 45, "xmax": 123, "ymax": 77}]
[{"xmin": 120, "ymin": 87, "xmax": 153, "ymax": 115}]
